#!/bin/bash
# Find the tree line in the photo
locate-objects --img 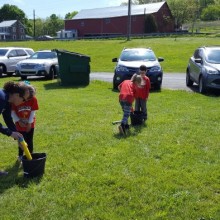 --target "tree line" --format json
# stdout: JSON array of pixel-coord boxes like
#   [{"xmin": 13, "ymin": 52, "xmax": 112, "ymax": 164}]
[
  {"xmin": 0, "ymin": 1, "xmax": 219, "ymax": 37},
  {"xmin": 0, "ymin": 4, "xmax": 77, "ymax": 38}
]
